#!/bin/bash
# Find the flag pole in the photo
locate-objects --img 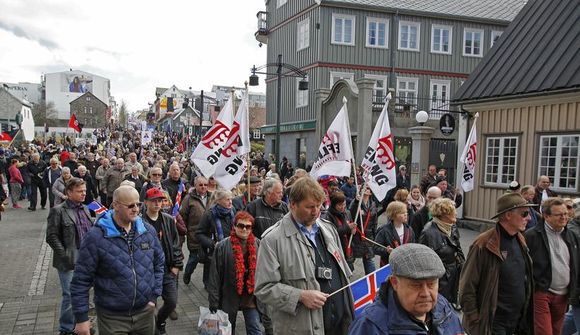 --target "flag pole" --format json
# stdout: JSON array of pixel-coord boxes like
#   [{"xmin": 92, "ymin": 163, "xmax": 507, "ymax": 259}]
[{"xmin": 244, "ymin": 82, "xmax": 251, "ymax": 204}]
